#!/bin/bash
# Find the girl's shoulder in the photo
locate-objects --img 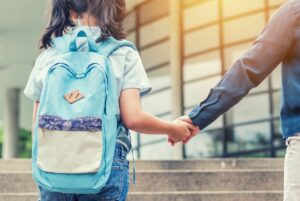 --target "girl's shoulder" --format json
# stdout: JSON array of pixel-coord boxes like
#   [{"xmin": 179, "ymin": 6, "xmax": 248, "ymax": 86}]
[
  {"xmin": 37, "ymin": 48, "xmax": 57, "ymax": 59},
  {"xmin": 109, "ymin": 45, "xmax": 140, "ymax": 59},
  {"xmin": 34, "ymin": 48, "xmax": 58, "ymax": 71}
]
